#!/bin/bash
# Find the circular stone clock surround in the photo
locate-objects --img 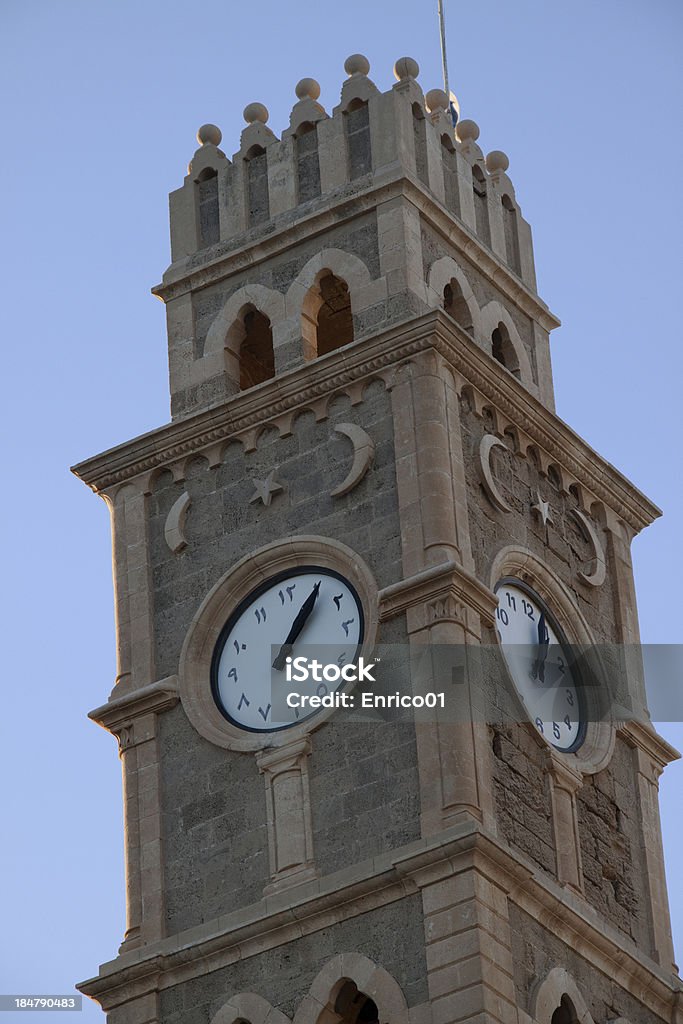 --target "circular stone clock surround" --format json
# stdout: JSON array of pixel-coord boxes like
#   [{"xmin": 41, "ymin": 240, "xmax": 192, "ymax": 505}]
[
  {"xmin": 490, "ymin": 545, "xmax": 616, "ymax": 775},
  {"xmin": 178, "ymin": 536, "xmax": 379, "ymax": 752}
]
